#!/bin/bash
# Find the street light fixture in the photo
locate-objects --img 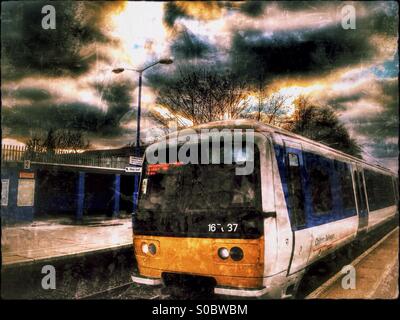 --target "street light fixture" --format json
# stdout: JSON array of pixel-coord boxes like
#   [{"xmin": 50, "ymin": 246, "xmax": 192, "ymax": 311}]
[
  {"xmin": 111, "ymin": 68, "xmax": 125, "ymax": 74},
  {"xmin": 112, "ymin": 58, "xmax": 173, "ymax": 74},
  {"xmin": 158, "ymin": 58, "xmax": 174, "ymax": 65},
  {"xmin": 112, "ymin": 58, "xmax": 173, "ymax": 214}
]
